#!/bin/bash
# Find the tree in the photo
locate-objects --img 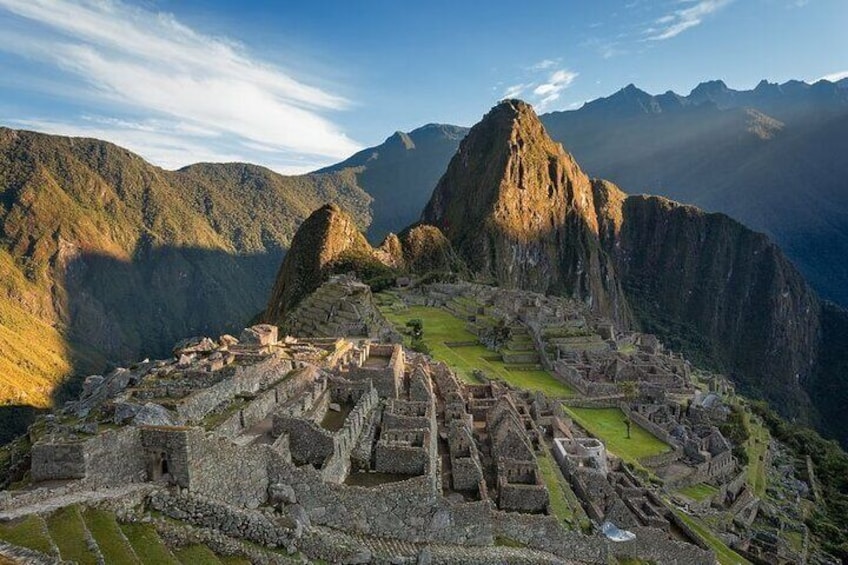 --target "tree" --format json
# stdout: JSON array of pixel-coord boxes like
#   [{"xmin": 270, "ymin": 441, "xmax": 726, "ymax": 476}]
[{"xmin": 406, "ymin": 318, "xmax": 423, "ymax": 339}]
